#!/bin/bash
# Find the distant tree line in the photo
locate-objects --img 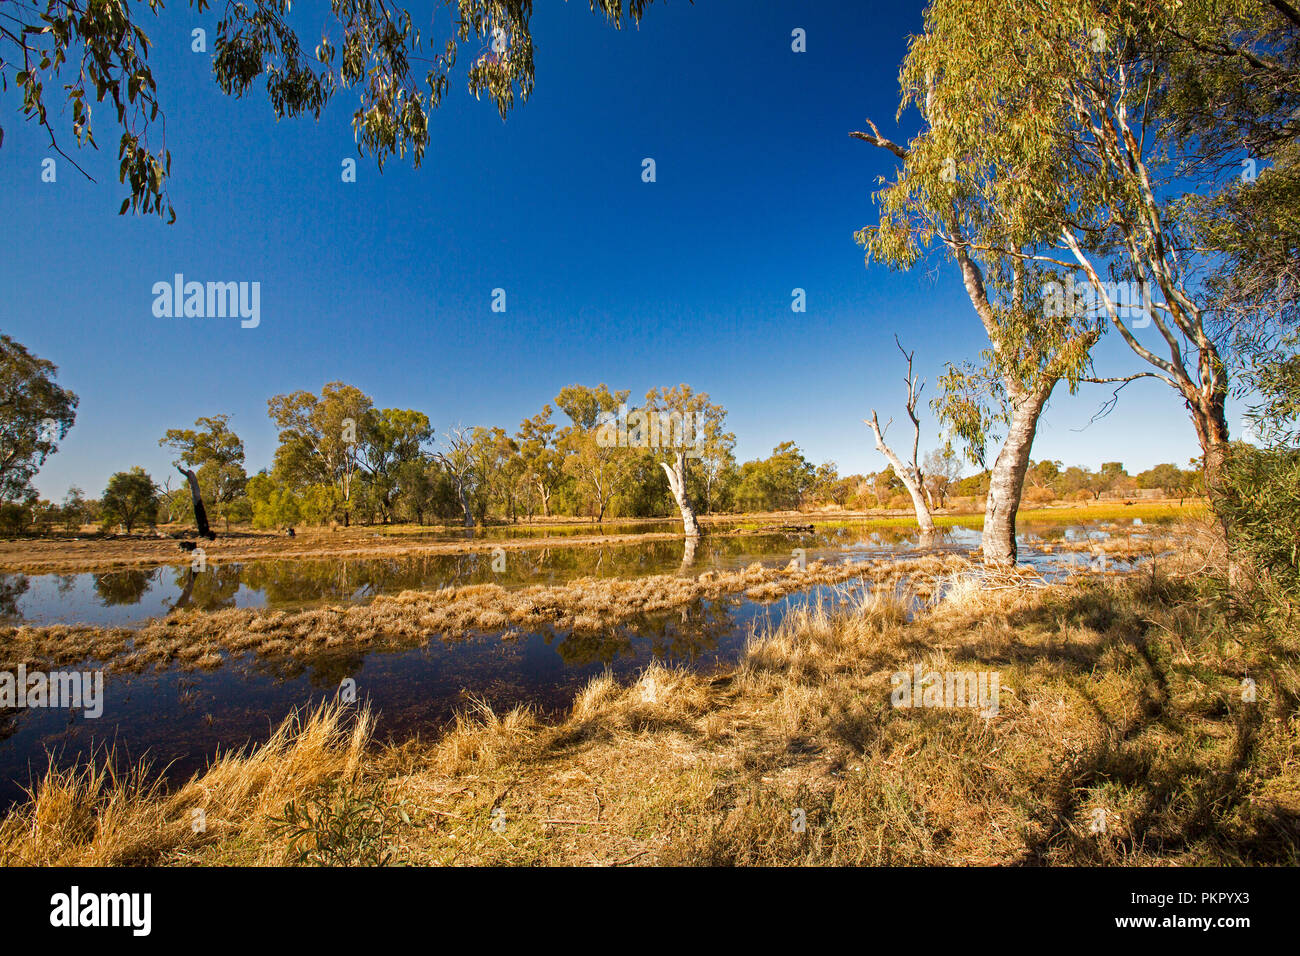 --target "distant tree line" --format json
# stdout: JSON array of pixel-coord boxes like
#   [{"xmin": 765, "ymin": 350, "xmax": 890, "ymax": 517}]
[{"xmin": 0, "ymin": 344, "xmax": 1210, "ymax": 536}]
